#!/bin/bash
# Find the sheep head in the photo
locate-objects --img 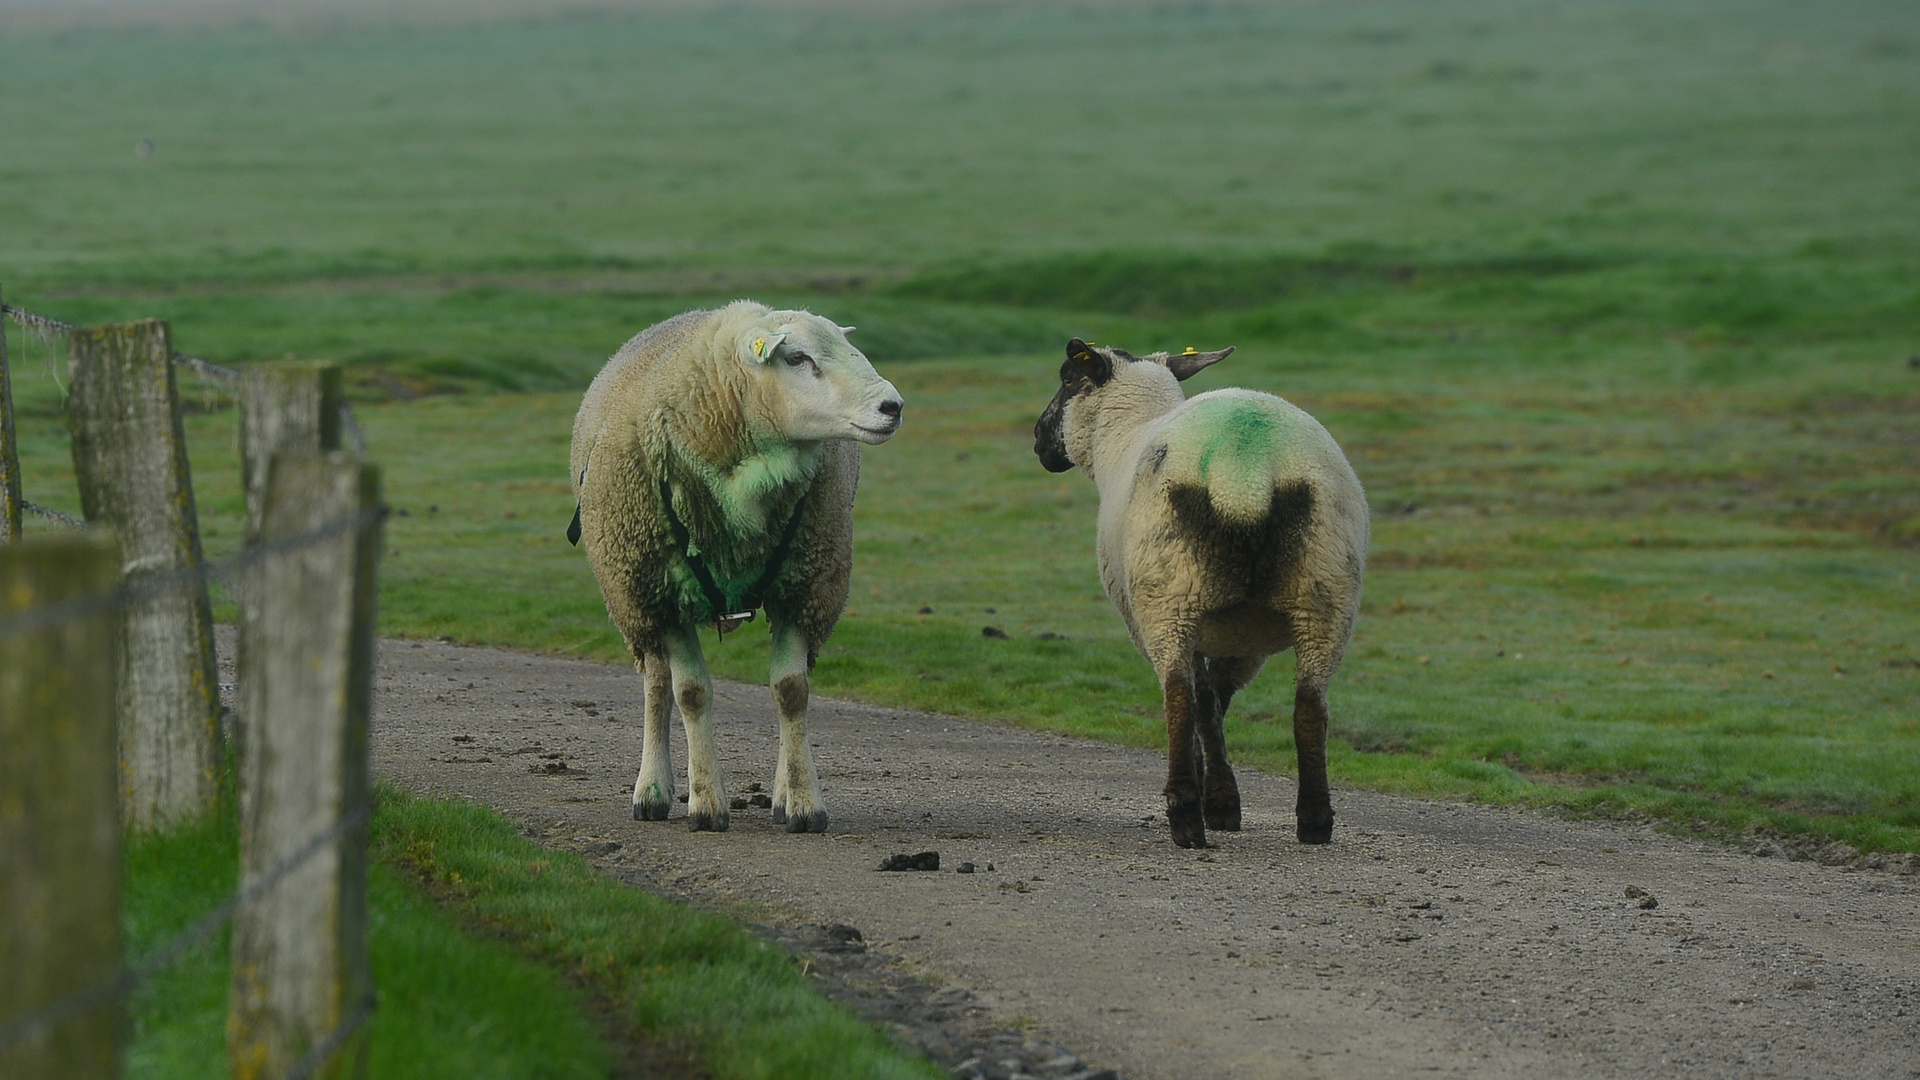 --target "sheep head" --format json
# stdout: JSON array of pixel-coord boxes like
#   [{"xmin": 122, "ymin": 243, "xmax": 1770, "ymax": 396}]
[
  {"xmin": 1033, "ymin": 338, "xmax": 1235, "ymax": 474},
  {"xmin": 735, "ymin": 311, "xmax": 904, "ymax": 445}
]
